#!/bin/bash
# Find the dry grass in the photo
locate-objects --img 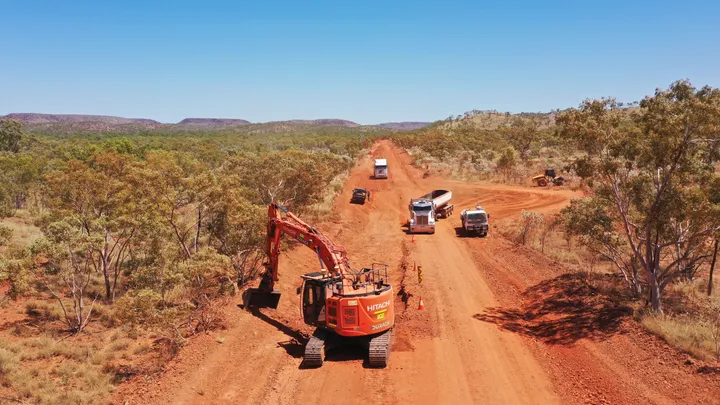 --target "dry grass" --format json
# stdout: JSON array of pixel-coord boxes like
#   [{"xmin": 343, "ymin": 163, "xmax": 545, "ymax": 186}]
[
  {"xmin": 0, "ymin": 336, "xmax": 114, "ymax": 404},
  {"xmin": 494, "ymin": 217, "xmax": 584, "ymax": 268},
  {"xmin": 108, "ymin": 338, "xmax": 132, "ymax": 352},
  {"xmin": 25, "ymin": 300, "xmax": 63, "ymax": 323},
  {"xmin": 306, "ymin": 169, "xmax": 351, "ymax": 220},
  {"xmin": 0, "ymin": 327, "xmax": 158, "ymax": 404},
  {"xmin": 667, "ymin": 278, "xmax": 720, "ymax": 311},
  {"xmin": 641, "ymin": 278, "xmax": 720, "ymax": 361},
  {"xmin": 642, "ymin": 313, "xmax": 720, "ymax": 360},
  {"xmin": 0, "ymin": 346, "xmax": 19, "ymax": 375},
  {"xmin": 132, "ymin": 342, "xmax": 152, "ymax": 355},
  {"xmin": 0, "ymin": 209, "xmax": 43, "ymax": 248}
]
